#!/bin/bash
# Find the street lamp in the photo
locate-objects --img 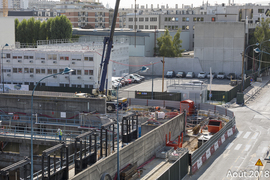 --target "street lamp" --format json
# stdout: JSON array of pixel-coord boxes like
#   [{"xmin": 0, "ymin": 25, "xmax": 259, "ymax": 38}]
[
  {"xmin": 1, "ymin": 43, "xmax": 9, "ymax": 93},
  {"xmin": 116, "ymin": 66, "xmax": 149, "ymax": 180},
  {"xmin": 258, "ymin": 39, "xmax": 270, "ymax": 76},
  {"xmin": 30, "ymin": 67, "xmax": 73, "ymax": 179},
  {"xmin": 242, "ymin": 43, "xmax": 259, "ymax": 92}
]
